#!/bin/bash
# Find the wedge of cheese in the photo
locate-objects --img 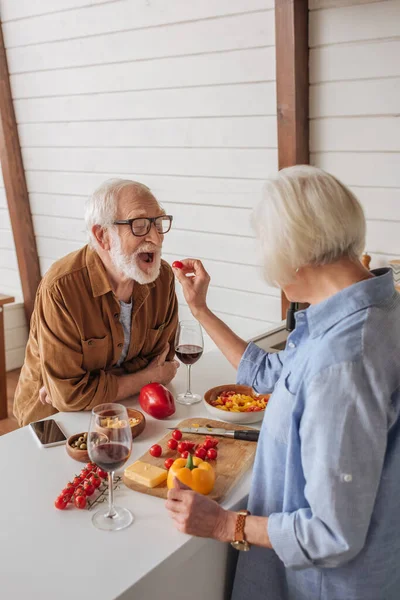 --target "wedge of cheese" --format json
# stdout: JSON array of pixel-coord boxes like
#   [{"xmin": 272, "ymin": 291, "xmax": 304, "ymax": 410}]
[{"xmin": 124, "ymin": 460, "xmax": 167, "ymax": 488}]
